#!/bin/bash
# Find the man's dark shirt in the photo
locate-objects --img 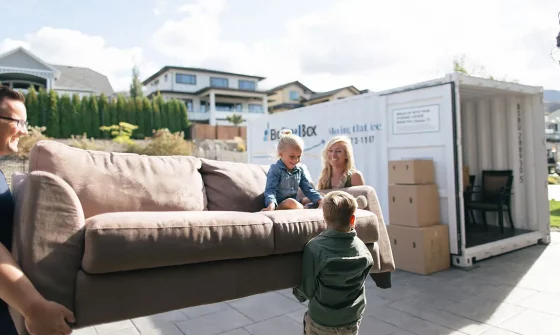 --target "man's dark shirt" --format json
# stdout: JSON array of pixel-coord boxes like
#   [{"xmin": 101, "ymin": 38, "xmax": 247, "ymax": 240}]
[{"xmin": 0, "ymin": 169, "xmax": 17, "ymax": 334}]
